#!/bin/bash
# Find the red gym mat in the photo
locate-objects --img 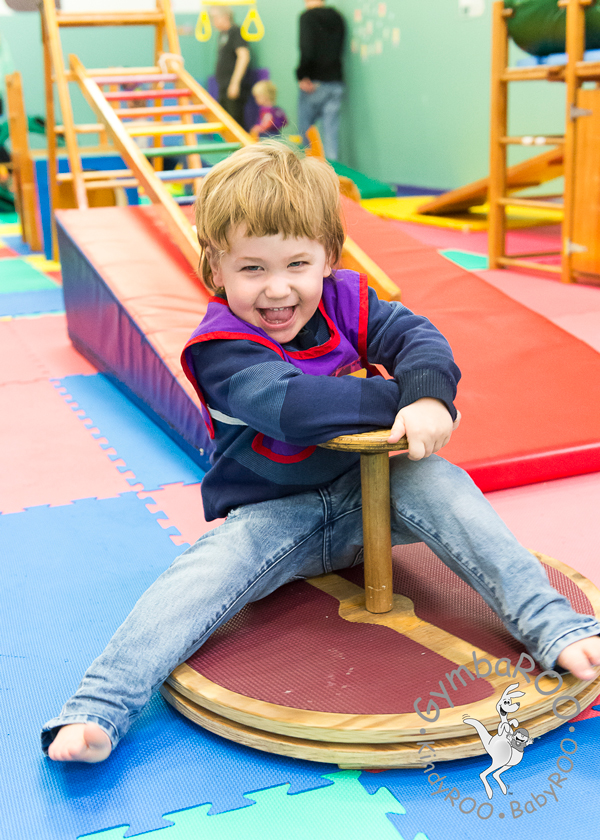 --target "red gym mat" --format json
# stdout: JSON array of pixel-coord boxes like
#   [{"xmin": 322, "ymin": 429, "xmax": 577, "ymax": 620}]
[{"xmin": 343, "ymin": 198, "xmax": 600, "ymax": 490}]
